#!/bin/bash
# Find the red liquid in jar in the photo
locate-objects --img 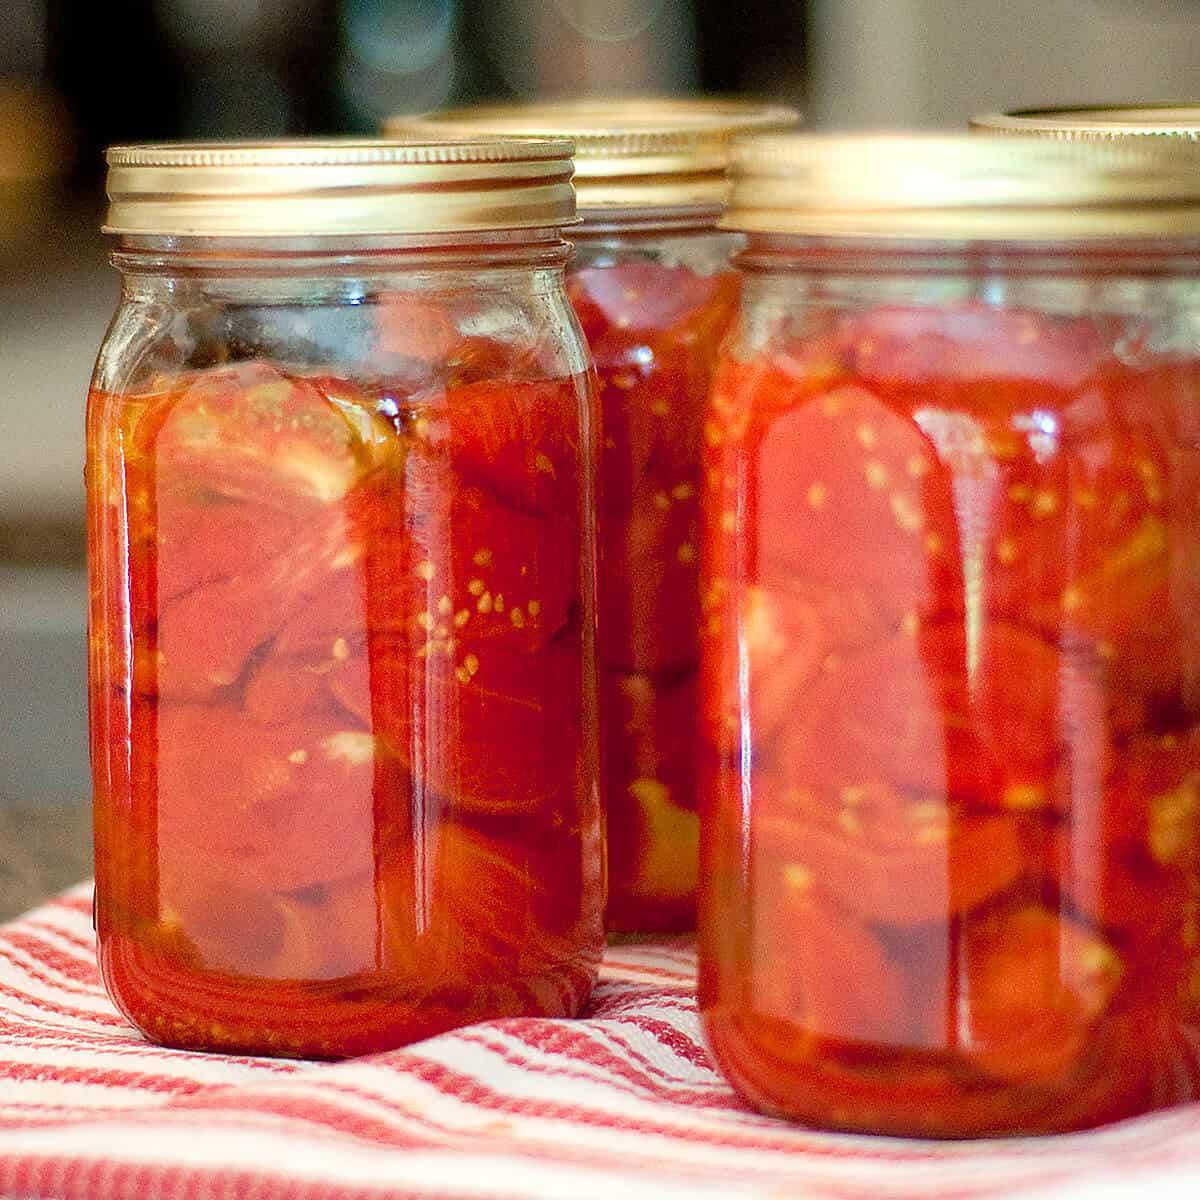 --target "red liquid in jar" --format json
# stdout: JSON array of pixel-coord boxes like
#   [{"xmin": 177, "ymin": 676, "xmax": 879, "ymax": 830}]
[
  {"xmin": 569, "ymin": 260, "xmax": 740, "ymax": 931},
  {"xmin": 699, "ymin": 304, "xmax": 1200, "ymax": 1135},
  {"xmin": 88, "ymin": 335, "xmax": 602, "ymax": 1058}
]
